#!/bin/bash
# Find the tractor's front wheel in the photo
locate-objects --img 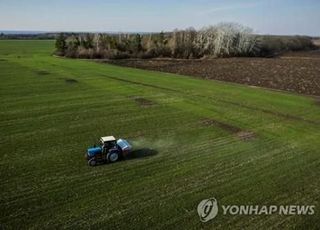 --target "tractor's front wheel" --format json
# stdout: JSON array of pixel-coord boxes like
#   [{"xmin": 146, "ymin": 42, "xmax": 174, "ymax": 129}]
[
  {"xmin": 107, "ymin": 151, "xmax": 119, "ymax": 163},
  {"xmin": 88, "ymin": 158, "xmax": 97, "ymax": 166}
]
